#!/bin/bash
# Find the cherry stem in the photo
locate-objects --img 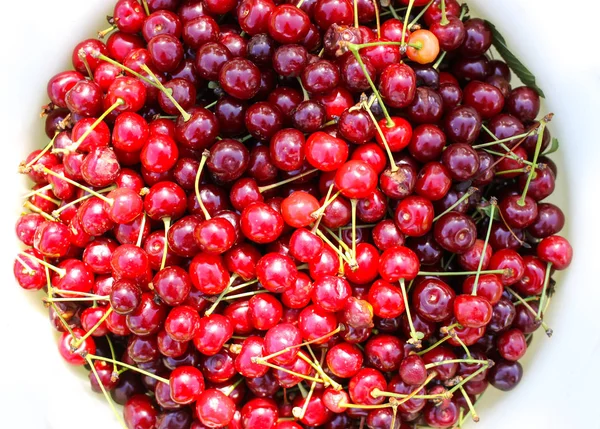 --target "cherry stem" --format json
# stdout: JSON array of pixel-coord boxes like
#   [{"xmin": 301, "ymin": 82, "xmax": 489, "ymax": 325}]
[
  {"xmin": 301, "ymin": 349, "xmax": 342, "ymax": 390},
  {"xmin": 160, "ymin": 217, "xmax": 171, "ymax": 270},
  {"xmin": 258, "ymin": 168, "xmax": 318, "ymax": 192},
  {"xmin": 400, "ymin": 0, "xmax": 415, "ymax": 49},
  {"xmin": 353, "ymin": 0, "xmax": 359, "ymax": 28},
  {"xmin": 88, "ymin": 354, "xmax": 170, "ymax": 384},
  {"xmin": 373, "ymin": 0, "xmax": 381, "ymax": 38},
  {"xmin": 471, "ymin": 198, "xmax": 496, "ymax": 296},
  {"xmin": 338, "ymin": 223, "xmax": 377, "ymax": 231},
  {"xmin": 22, "ymin": 132, "xmax": 59, "ymax": 170},
  {"xmin": 78, "ymin": 51, "xmax": 94, "ymax": 80},
  {"xmin": 49, "ymin": 302, "xmax": 76, "ymax": 339},
  {"xmin": 296, "ymin": 0, "xmax": 306, "ymax": 7},
  {"xmin": 222, "ymin": 289, "xmax": 269, "ymax": 301},
  {"xmin": 387, "ymin": 5, "xmax": 401, "ymax": 20},
  {"xmin": 519, "ymin": 121, "xmax": 547, "ymax": 205},
  {"xmin": 440, "ymin": 0, "xmax": 449, "ymax": 25},
  {"xmin": 408, "ymin": 0, "xmax": 435, "ymax": 28},
  {"xmin": 261, "ymin": 324, "xmax": 343, "ymax": 363},
  {"xmin": 472, "ymin": 130, "xmax": 538, "ymax": 149},
  {"xmin": 480, "ymin": 124, "xmax": 519, "ymax": 156},
  {"xmin": 35, "ymin": 165, "xmax": 113, "ymax": 205},
  {"xmin": 297, "ymin": 77, "xmax": 309, "ymax": 101},
  {"xmin": 495, "ymin": 167, "xmax": 529, "ymax": 176},
  {"xmin": 69, "ymin": 99, "xmax": 125, "ymax": 151},
  {"xmin": 293, "ymin": 382, "xmax": 316, "ymax": 419},
  {"xmin": 432, "ymin": 51, "xmax": 447, "ymax": 70},
  {"xmin": 425, "ymin": 358, "xmax": 487, "ymax": 370},
  {"xmin": 399, "ymin": 278, "xmax": 423, "ymax": 347},
  {"xmin": 311, "ymin": 184, "xmax": 335, "ymax": 232},
  {"xmin": 362, "ymin": 102, "xmax": 397, "ymax": 172},
  {"xmin": 372, "ymin": 371, "xmax": 439, "ymax": 404},
  {"xmin": 483, "ymin": 148, "xmax": 534, "ymax": 167},
  {"xmin": 15, "ymin": 255, "xmax": 35, "ymax": 274},
  {"xmin": 315, "ymin": 228, "xmax": 357, "ymax": 268},
  {"xmin": 86, "ymin": 354, "xmax": 128, "ymax": 429},
  {"xmin": 505, "ymin": 286, "xmax": 552, "ymax": 336},
  {"xmin": 537, "ymin": 261, "xmax": 552, "ymax": 319},
  {"xmin": 224, "ymin": 378, "xmax": 244, "ymax": 396},
  {"xmin": 254, "ymin": 358, "xmax": 325, "ymax": 384},
  {"xmin": 141, "ymin": 0, "xmax": 150, "ymax": 15},
  {"xmin": 417, "ymin": 335, "xmax": 450, "ymax": 355},
  {"xmin": 432, "ymin": 187, "xmax": 477, "ymax": 222},
  {"xmin": 71, "ymin": 307, "xmax": 113, "ymax": 349},
  {"xmin": 339, "ymin": 401, "xmax": 394, "ymax": 410},
  {"xmin": 355, "ymin": 41, "xmax": 421, "ymax": 50},
  {"xmin": 459, "ymin": 386, "xmax": 479, "ymax": 422},
  {"xmin": 204, "ymin": 100, "xmax": 217, "ymax": 109},
  {"xmin": 459, "ymin": 392, "xmax": 485, "ymax": 426},
  {"xmin": 496, "ymin": 204, "xmax": 525, "ymax": 246},
  {"xmin": 23, "ymin": 201, "xmax": 55, "ymax": 221},
  {"xmin": 345, "ymin": 44, "xmax": 393, "ymax": 127},
  {"xmin": 97, "ymin": 24, "xmax": 117, "ymax": 39},
  {"xmin": 205, "ymin": 274, "xmax": 241, "ymax": 316},
  {"xmin": 194, "ymin": 150, "xmax": 212, "ymax": 220},
  {"xmin": 23, "ymin": 185, "xmax": 60, "ymax": 205},
  {"xmin": 446, "ymin": 362, "xmax": 492, "ymax": 395},
  {"xmin": 350, "ymin": 199, "xmax": 358, "ymax": 263},
  {"xmin": 19, "ymin": 251, "xmax": 66, "ymax": 277},
  {"xmin": 44, "ymin": 296, "xmax": 110, "ymax": 303},
  {"xmin": 141, "ymin": 64, "xmax": 190, "ymax": 121},
  {"xmin": 52, "ymin": 185, "xmax": 116, "ymax": 218},
  {"xmin": 450, "ymin": 330, "xmax": 472, "ymax": 360},
  {"xmin": 135, "ymin": 212, "xmax": 147, "ymax": 248},
  {"xmin": 105, "ymin": 334, "xmax": 119, "ymax": 381},
  {"xmin": 418, "ymin": 268, "xmax": 505, "ymax": 277},
  {"xmin": 94, "ymin": 53, "xmax": 157, "ymax": 88}
]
